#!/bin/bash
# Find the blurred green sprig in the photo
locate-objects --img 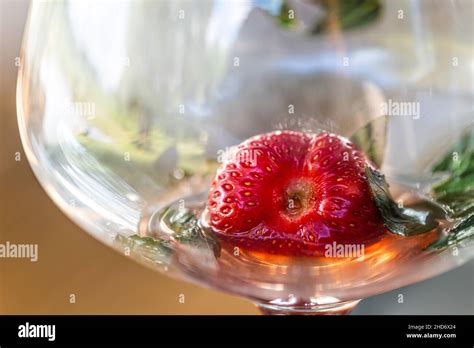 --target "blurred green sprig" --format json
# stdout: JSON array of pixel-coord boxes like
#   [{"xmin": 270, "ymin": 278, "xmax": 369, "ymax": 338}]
[
  {"xmin": 262, "ymin": 0, "xmax": 382, "ymax": 34},
  {"xmin": 427, "ymin": 128, "xmax": 474, "ymax": 250}
]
